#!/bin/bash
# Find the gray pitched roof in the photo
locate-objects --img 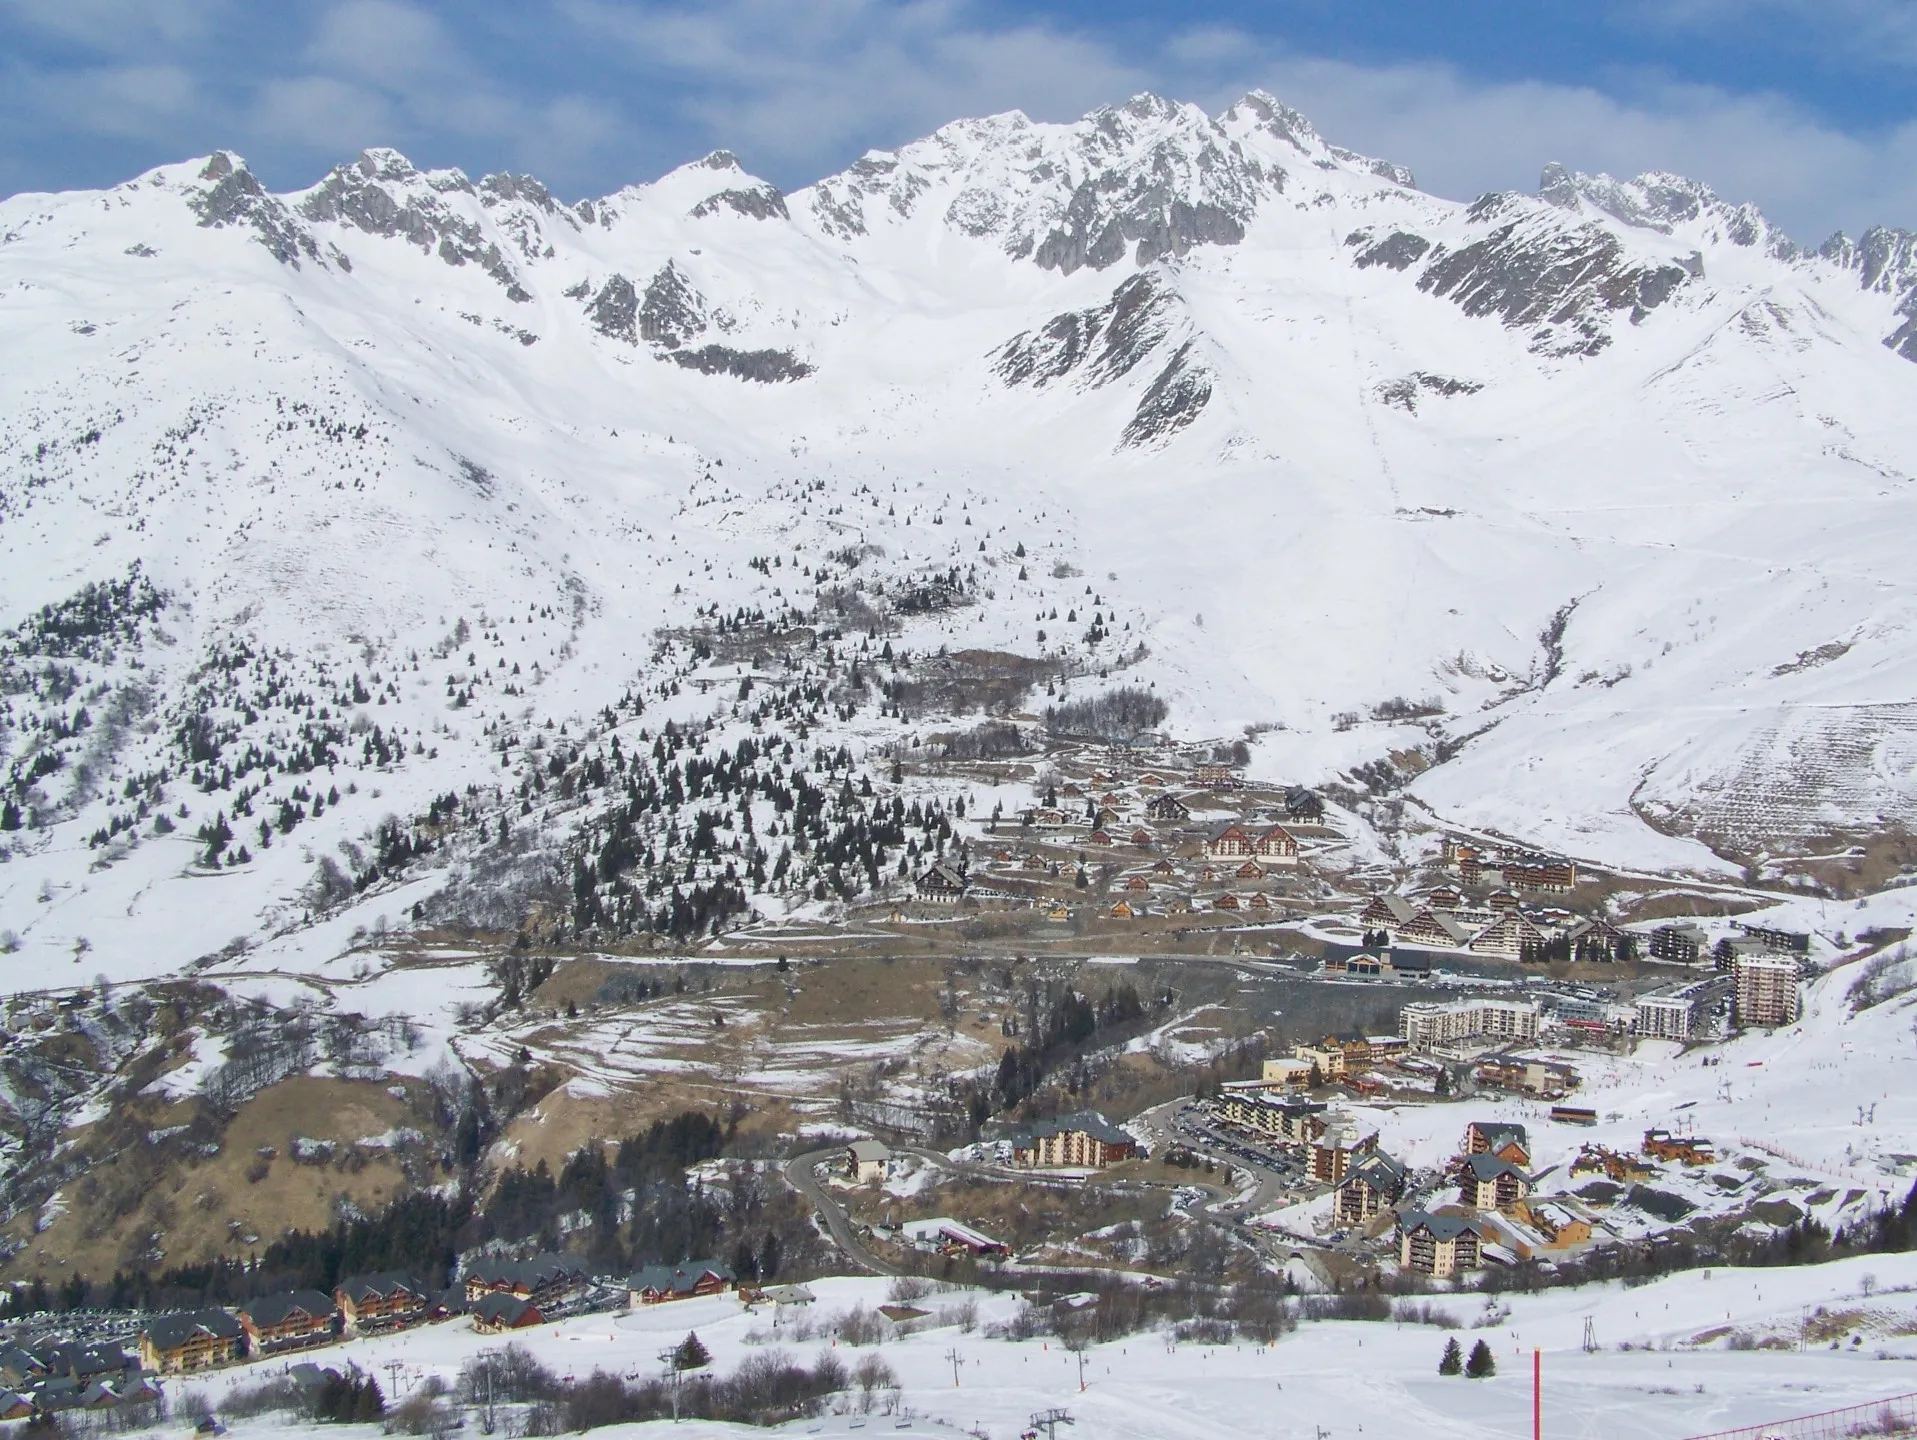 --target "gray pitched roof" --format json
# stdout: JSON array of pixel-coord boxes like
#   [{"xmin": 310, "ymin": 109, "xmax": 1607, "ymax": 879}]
[
  {"xmin": 336, "ymin": 1271, "xmax": 427, "ymax": 1303},
  {"xmin": 1464, "ymin": 1152, "xmax": 1530, "ymax": 1183},
  {"xmin": 142, "ymin": 1310, "xmax": 243, "ymax": 1351},
  {"xmin": 465, "ymin": 1253, "xmax": 589, "ymax": 1290},
  {"xmin": 240, "ymin": 1290, "xmax": 337, "ymax": 1327},
  {"xmin": 627, "ymin": 1259, "xmax": 734, "ymax": 1296},
  {"xmin": 1020, "ymin": 1111, "xmax": 1132, "ymax": 1146},
  {"xmin": 472, "ymin": 1293, "xmax": 540, "ymax": 1326},
  {"xmin": 1473, "ymin": 1122, "xmax": 1529, "ymax": 1150},
  {"xmin": 1399, "ymin": 1209, "xmax": 1482, "ymax": 1241},
  {"xmin": 1344, "ymin": 1150, "xmax": 1407, "ymax": 1189}
]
